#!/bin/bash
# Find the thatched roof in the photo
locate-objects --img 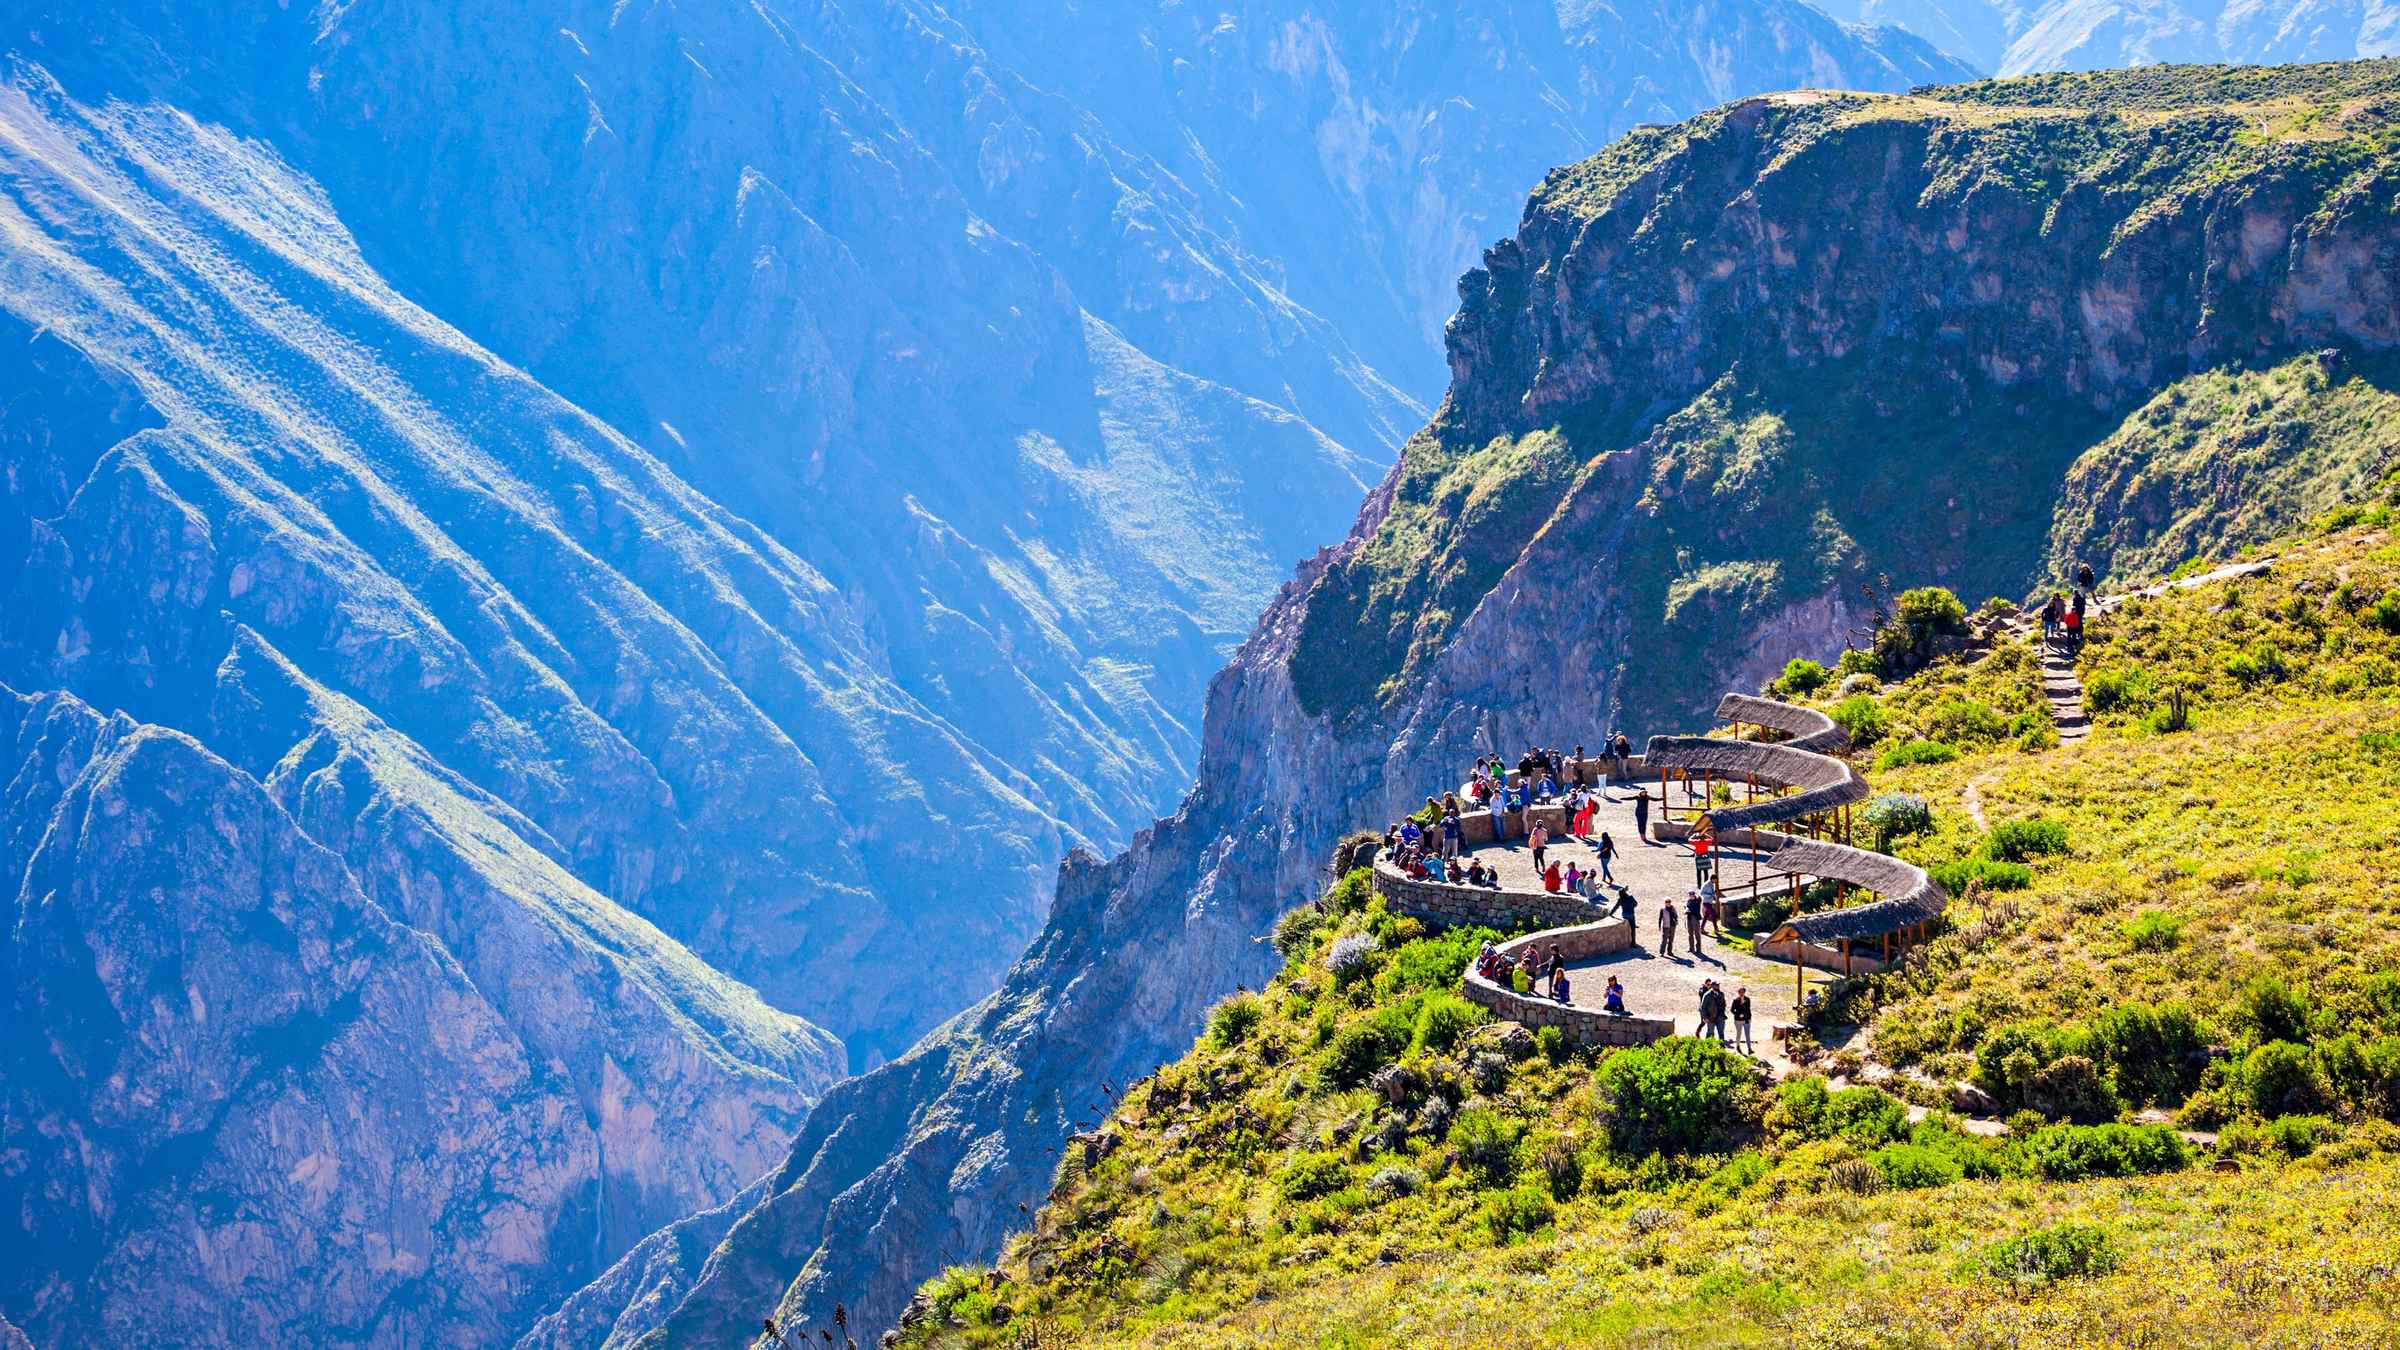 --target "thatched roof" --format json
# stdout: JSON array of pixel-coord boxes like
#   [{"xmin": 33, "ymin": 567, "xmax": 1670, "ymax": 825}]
[
  {"xmin": 1715, "ymin": 693, "xmax": 1847, "ymax": 753},
  {"xmin": 1764, "ymin": 838, "xmax": 1946, "ymax": 943},
  {"xmin": 1640, "ymin": 734, "xmax": 1868, "ymax": 831}
]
